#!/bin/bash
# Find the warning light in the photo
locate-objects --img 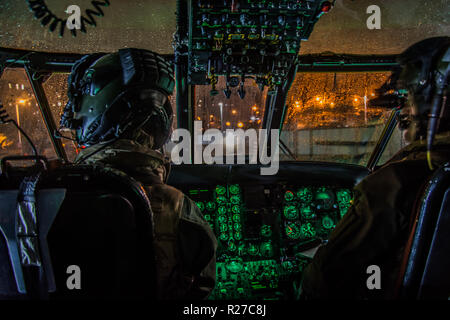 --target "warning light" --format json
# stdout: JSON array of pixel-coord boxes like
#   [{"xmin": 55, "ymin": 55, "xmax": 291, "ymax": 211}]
[
  {"xmin": 321, "ymin": 1, "xmax": 332, "ymax": 13},
  {"xmin": 237, "ymin": 122, "xmax": 244, "ymax": 128}
]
